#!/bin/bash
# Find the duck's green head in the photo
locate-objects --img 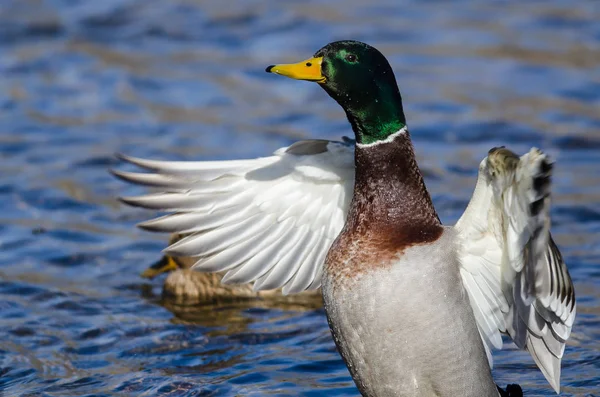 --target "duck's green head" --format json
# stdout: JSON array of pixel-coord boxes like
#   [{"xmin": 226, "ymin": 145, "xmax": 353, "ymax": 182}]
[{"xmin": 266, "ymin": 40, "xmax": 406, "ymax": 145}]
